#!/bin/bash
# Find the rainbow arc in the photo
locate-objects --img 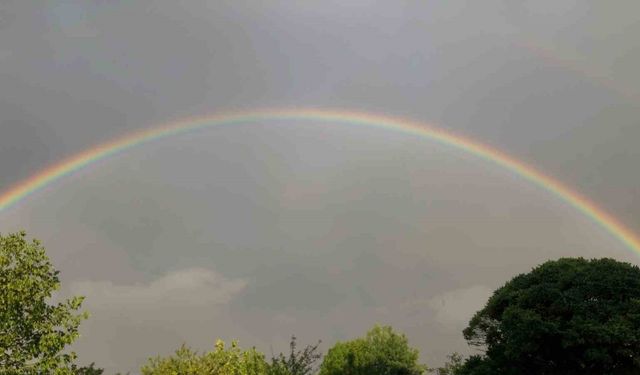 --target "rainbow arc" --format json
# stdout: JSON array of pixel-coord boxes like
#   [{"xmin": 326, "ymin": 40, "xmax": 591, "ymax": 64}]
[{"xmin": 1, "ymin": 108, "xmax": 638, "ymax": 254}]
